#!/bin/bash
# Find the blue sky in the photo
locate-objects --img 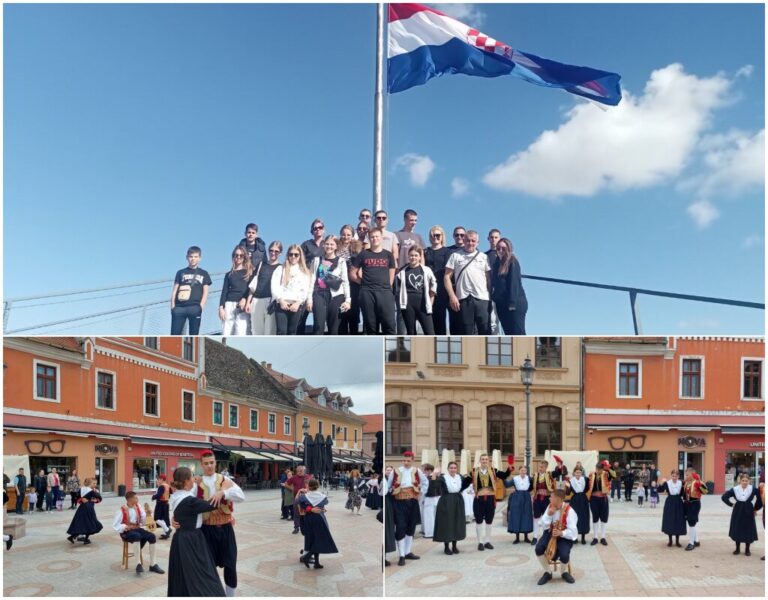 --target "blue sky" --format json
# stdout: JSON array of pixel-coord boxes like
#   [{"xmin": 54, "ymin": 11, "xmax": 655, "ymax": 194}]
[{"xmin": 4, "ymin": 3, "xmax": 764, "ymax": 335}]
